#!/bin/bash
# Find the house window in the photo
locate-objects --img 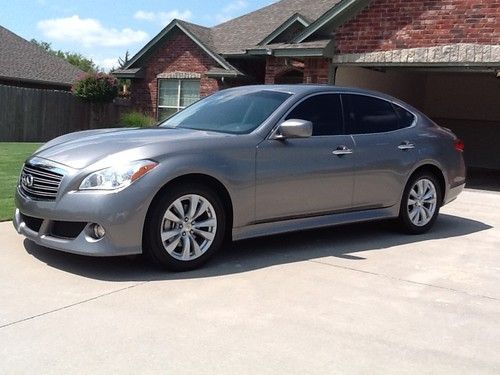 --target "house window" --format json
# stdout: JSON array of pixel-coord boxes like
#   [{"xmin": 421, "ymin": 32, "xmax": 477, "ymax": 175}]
[{"xmin": 158, "ymin": 79, "xmax": 200, "ymax": 121}]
